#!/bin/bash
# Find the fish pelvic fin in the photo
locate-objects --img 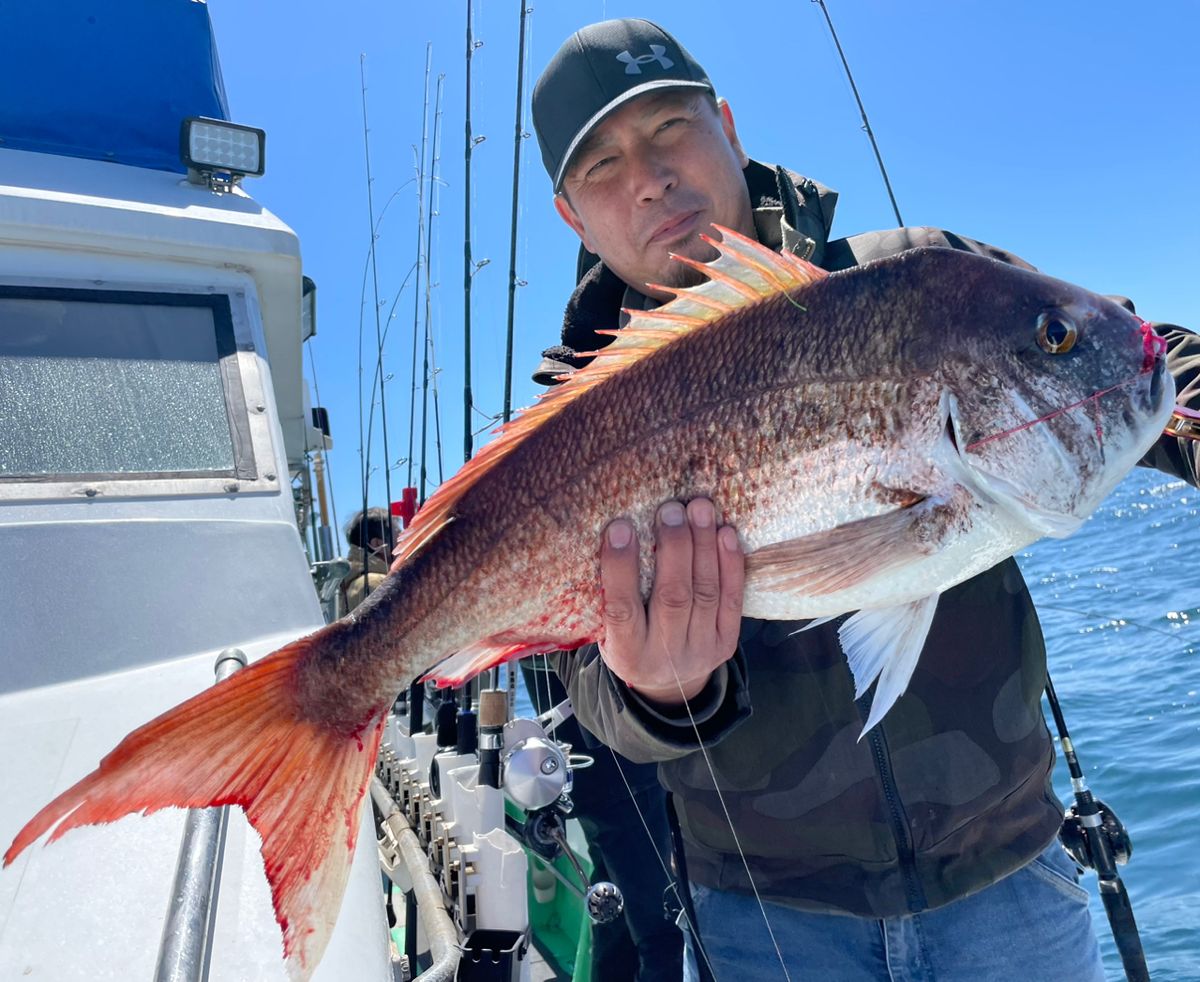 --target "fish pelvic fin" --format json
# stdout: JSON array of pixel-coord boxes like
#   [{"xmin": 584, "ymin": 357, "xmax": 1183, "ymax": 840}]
[
  {"xmin": 389, "ymin": 225, "xmax": 825, "ymax": 570},
  {"xmin": 3, "ymin": 634, "xmax": 389, "ymax": 981},
  {"xmin": 841, "ymin": 595, "xmax": 941, "ymax": 738}
]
